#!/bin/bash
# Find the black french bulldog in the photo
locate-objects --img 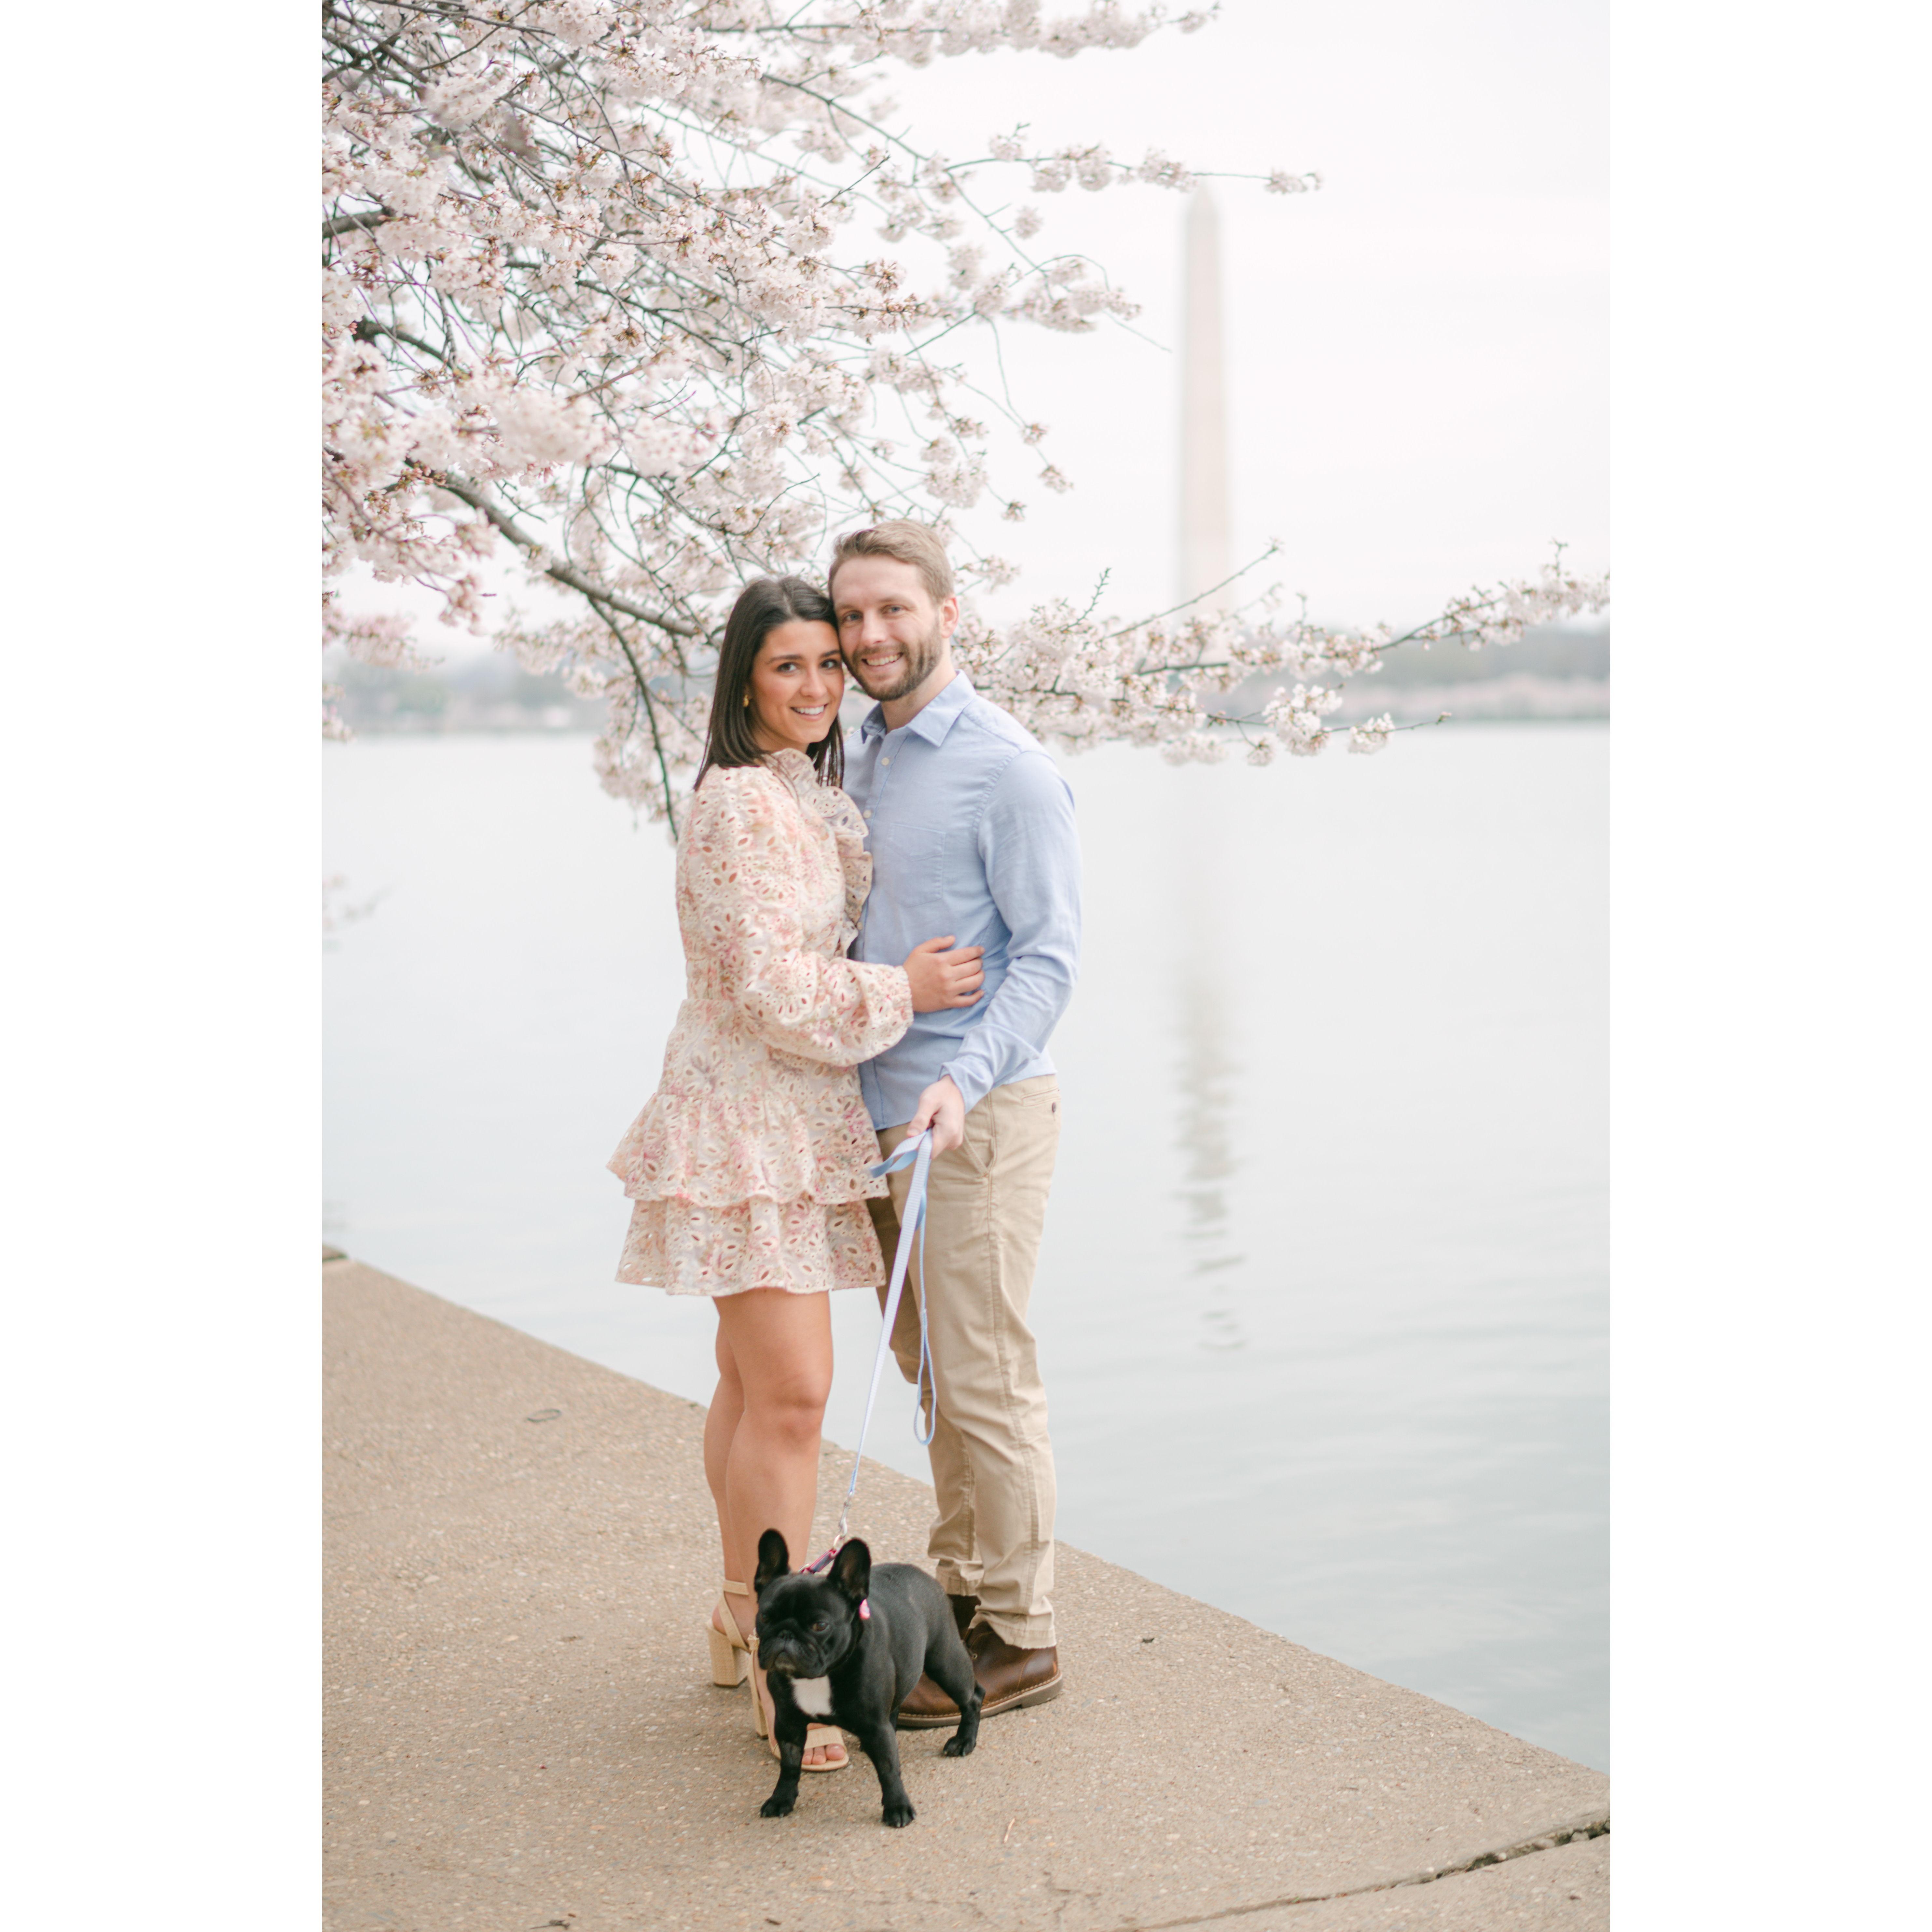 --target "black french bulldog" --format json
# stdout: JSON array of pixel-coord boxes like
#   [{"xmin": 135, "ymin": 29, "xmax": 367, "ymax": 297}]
[{"xmin": 752, "ymin": 1528, "xmax": 983, "ymax": 1828}]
